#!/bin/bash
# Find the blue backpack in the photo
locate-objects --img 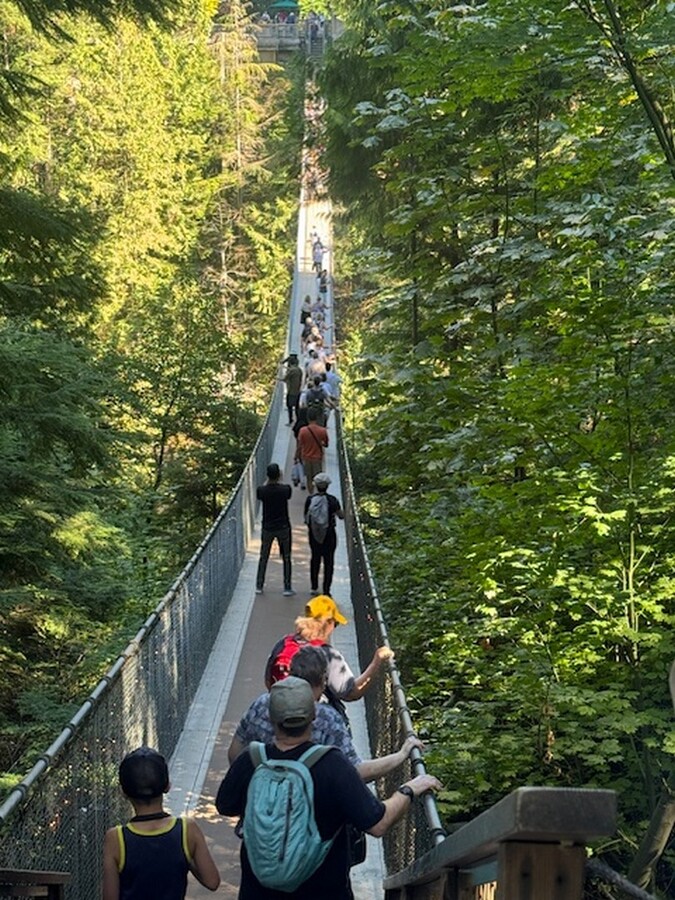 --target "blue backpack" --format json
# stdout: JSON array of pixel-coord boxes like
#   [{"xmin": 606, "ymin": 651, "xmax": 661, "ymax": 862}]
[{"xmin": 243, "ymin": 742, "xmax": 335, "ymax": 892}]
